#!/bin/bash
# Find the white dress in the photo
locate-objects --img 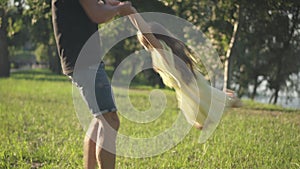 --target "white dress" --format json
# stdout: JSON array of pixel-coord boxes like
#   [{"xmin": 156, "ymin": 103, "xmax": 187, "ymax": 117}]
[{"xmin": 150, "ymin": 40, "xmax": 230, "ymax": 141}]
